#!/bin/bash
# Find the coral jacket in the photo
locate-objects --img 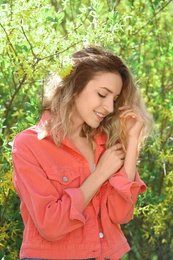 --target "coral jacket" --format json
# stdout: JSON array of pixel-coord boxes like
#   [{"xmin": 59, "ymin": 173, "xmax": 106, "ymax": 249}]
[{"xmin": 12, "ymin": 111, "xmax": 147, "ymax": 260}]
